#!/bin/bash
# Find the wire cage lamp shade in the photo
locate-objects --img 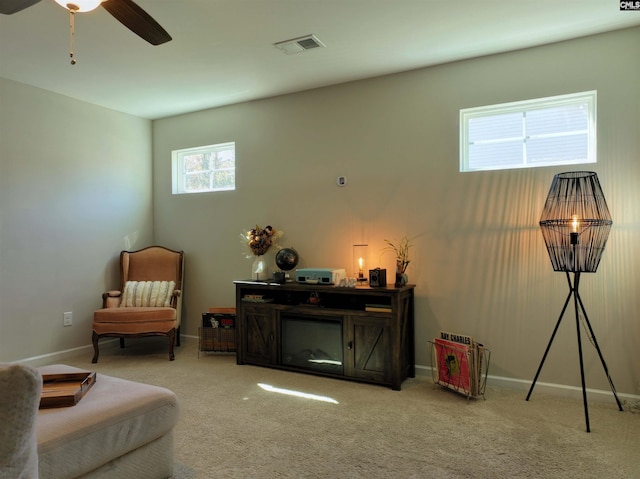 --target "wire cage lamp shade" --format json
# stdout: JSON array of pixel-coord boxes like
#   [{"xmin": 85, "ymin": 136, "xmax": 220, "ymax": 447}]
[{"xmin": 539, "ymin": 171, "xmax": 612, "ymax": 273}]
